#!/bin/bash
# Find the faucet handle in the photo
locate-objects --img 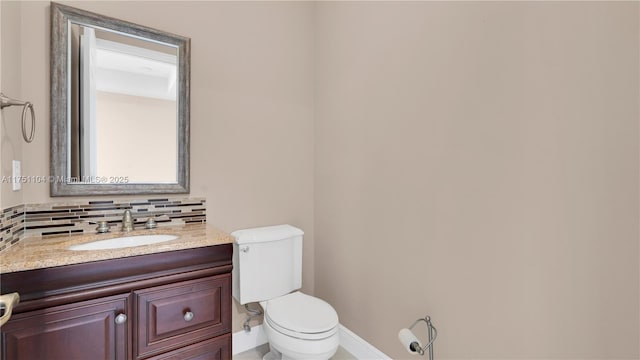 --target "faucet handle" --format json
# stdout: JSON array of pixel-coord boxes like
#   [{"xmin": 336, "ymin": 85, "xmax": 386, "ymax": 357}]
[
  {"xmin": 95, "ymin": 221, "xmax": 110, "ymax": 233},
  {"xmin": 145, "ymin": 217, "xmax": 157, "ymax": 229}
]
